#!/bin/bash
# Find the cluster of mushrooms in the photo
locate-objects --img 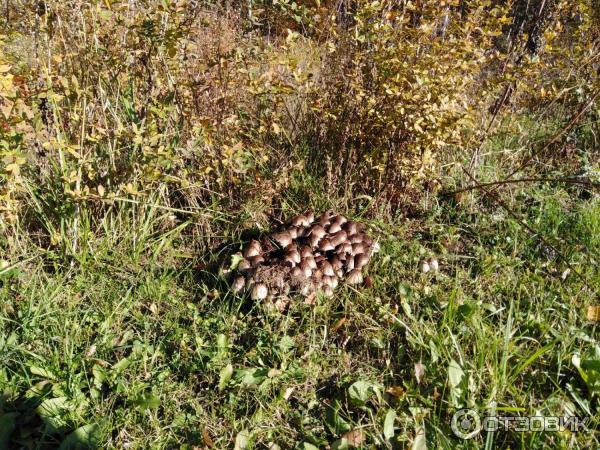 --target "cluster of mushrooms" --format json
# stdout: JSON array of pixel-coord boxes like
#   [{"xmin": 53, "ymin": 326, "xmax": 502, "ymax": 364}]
[{"xmin": 229, "ymin": 211, "xmax": 378, "ymax": 302}]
